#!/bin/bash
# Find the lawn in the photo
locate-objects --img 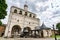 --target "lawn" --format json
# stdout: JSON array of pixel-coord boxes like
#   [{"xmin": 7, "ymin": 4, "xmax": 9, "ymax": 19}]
[{"xmin": 51, "ymin": 35, "xmax": 60, "ymax": 38}]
